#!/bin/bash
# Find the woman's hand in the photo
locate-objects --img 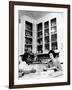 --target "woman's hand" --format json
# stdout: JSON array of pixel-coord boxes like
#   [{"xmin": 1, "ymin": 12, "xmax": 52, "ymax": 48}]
[
  {"xmin": 43, "ymin": 67, "xmax": 47, "ymax": 71},
  {"xmin": 19, "ymin": 69, "xmax": 24, "ymax": 77},
  {"xmin": 48, "ymin": 66, "xmax": 57, "ymax": 70}
]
